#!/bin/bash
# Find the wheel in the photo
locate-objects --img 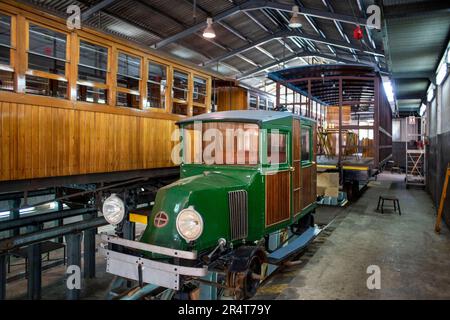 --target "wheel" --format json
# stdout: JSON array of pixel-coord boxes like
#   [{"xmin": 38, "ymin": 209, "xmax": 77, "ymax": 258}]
[{"xmin": 227, "ymin": 253, "xmax": 263, "ymax": 300}]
